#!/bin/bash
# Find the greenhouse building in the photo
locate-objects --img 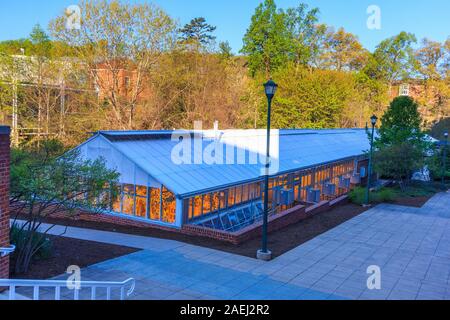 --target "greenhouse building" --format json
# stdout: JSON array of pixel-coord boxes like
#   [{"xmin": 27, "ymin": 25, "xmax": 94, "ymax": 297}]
[{"xmin": 73, "ymin": 128, "xmax": 370, "ymax": 233}]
